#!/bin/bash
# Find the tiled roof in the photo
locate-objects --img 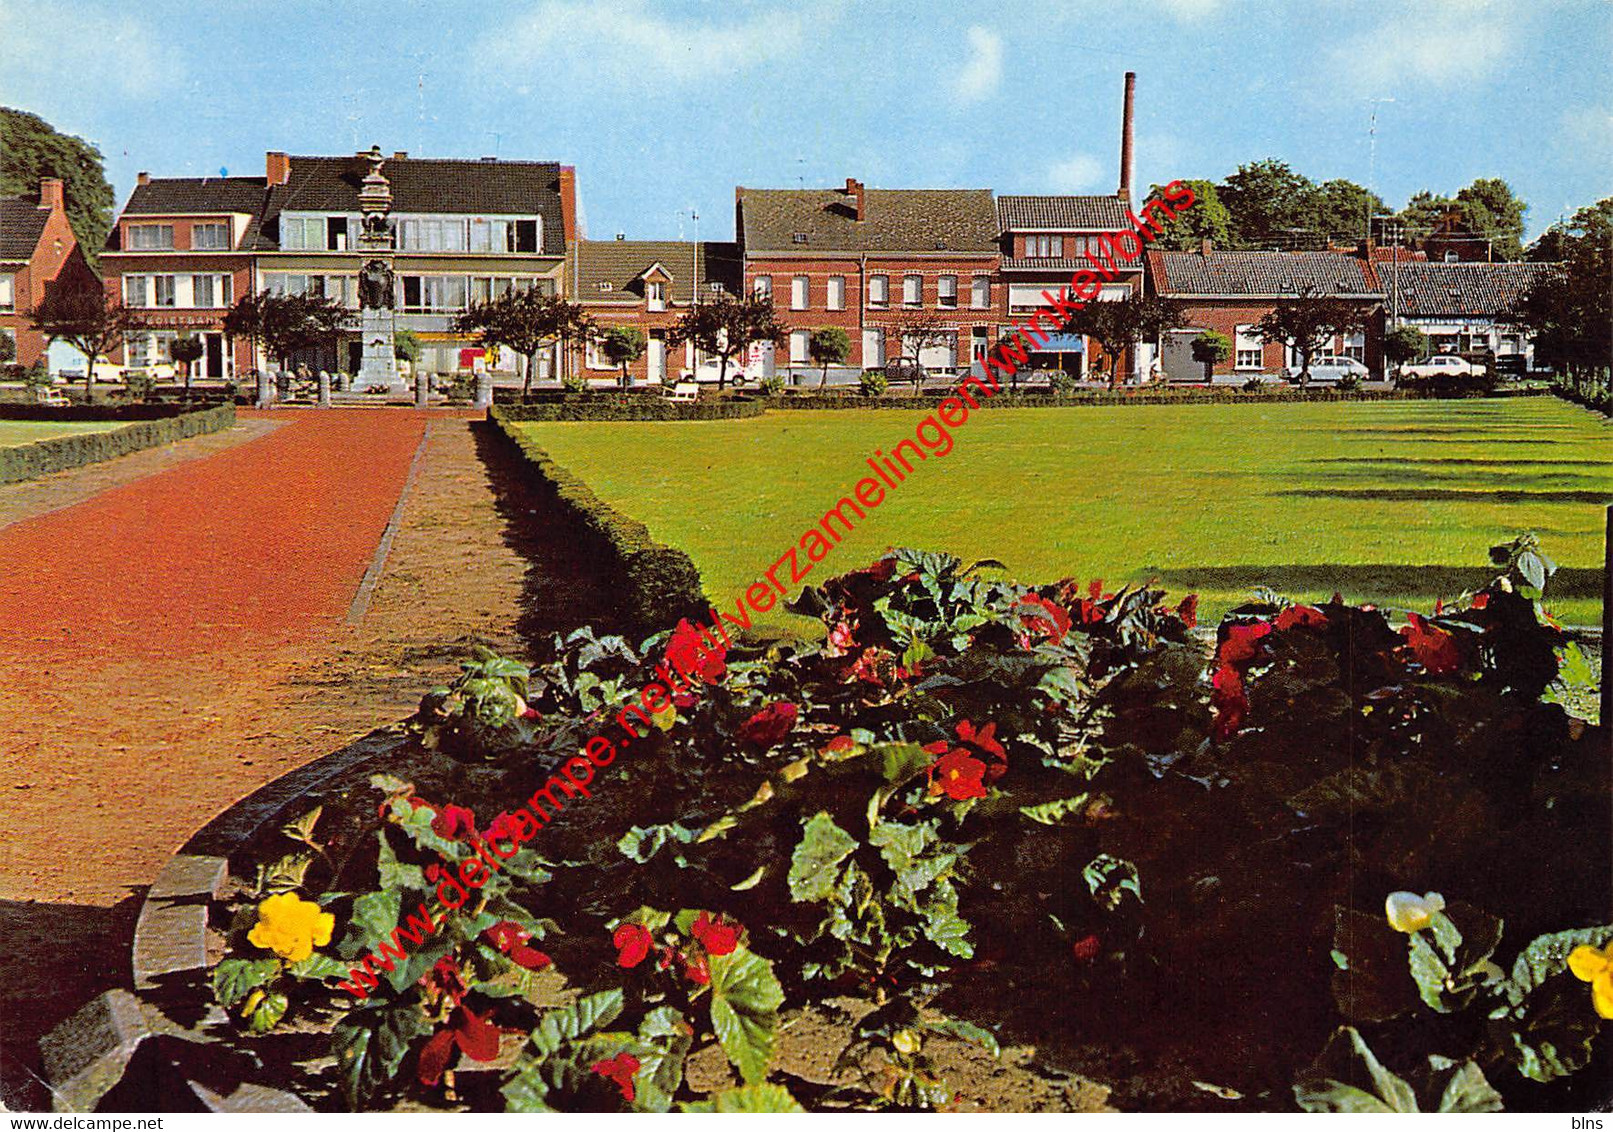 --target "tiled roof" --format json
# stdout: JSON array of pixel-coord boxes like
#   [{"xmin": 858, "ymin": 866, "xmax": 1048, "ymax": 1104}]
[
  {"xmin": 1389, "ymin": 261, "xmax": 1552, "ymax": 318},
  {"xmin": 1147, "ymin": 250, "xmax": 1382, "ymax": 297},
  {"xmin": 0, "ymin": 195, "xmax": 50, "ymax": 260},
  {"xmin": 575, "ymin": 240, "xmax": 742, "ymax": 304},
  {"xmin": 739, "ymin": 187, "xmax": 998, "ymax": 254},
  {"xmin": 109, "ymin": 176, "xmax": 269, "ymax": 251},
  {"xmin": 997, "ymin": 195, "xmax": 1130, "ymax": 230},
  {"xmin": 260, "ymin": 156, "xmax": 567, "ymax": 255}
]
